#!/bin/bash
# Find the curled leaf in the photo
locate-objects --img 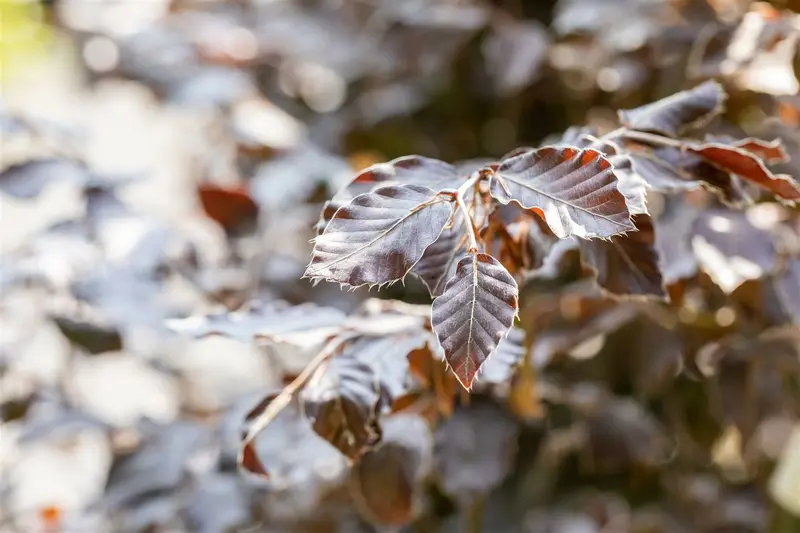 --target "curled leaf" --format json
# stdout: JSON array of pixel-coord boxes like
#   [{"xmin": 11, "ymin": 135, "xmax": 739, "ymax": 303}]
[
  {"xmin": 305, "ymin": 184, "xmax": 454, "ymax": 287},
  {"xmin": 490, "ymin": 146, "xmax": 634, "ymax": 239},
  {"xmin": 301, "ymin": 332, "xmax": 428, "ymax": 459},
  {"xmin": 431, "ymin": 253, "xmax": 518, "ymax": 390}
]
